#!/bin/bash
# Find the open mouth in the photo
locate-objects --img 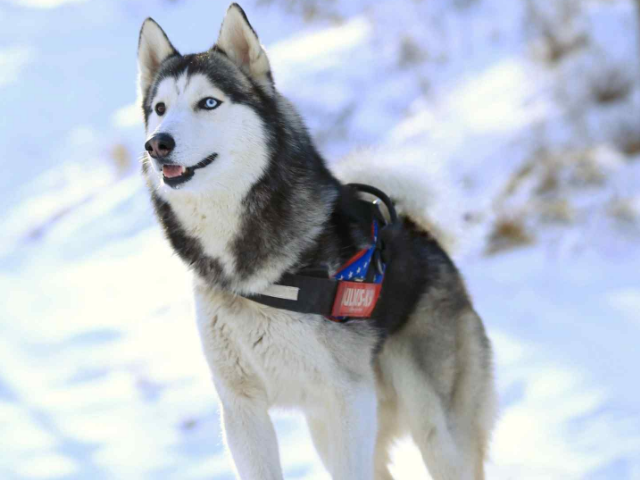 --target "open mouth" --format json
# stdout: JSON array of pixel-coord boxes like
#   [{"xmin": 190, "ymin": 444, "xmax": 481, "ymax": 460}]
[{"xmin": 161, "ymin": 154, "xmax": 218, "ymax": 188}]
